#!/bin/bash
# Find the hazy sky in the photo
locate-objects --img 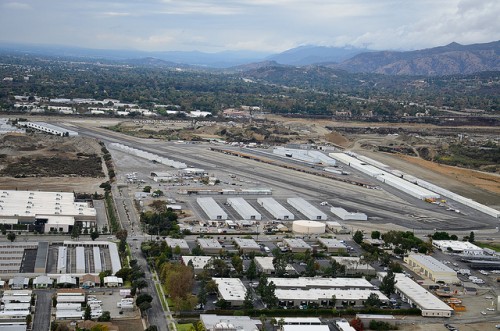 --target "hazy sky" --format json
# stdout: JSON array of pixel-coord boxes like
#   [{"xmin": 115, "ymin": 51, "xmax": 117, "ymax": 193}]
[{"xmin": 0, "ymin": 0, "xmax": 498, "ymax": 53}]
